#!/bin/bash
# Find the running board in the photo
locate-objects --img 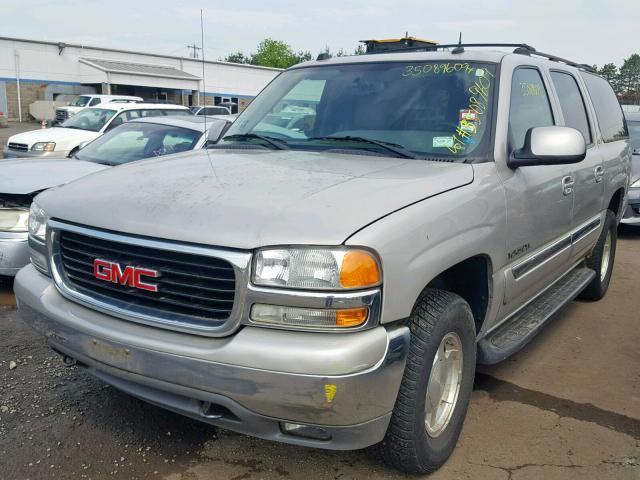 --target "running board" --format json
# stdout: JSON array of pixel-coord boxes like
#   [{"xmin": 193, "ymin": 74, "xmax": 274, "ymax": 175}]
[{"xmin": 477, "ymin": 267, "xmax": 595, "ymax": 365}]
